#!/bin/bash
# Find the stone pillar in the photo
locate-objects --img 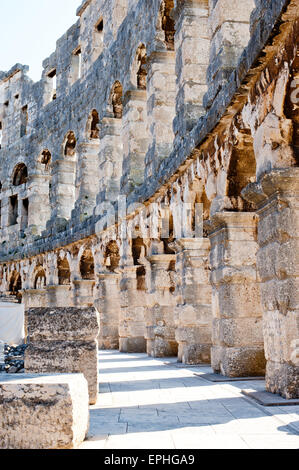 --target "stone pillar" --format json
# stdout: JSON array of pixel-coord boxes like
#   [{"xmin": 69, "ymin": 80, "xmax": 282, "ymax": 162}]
[
  {"xmin": 51, "ymin": 159, "xmax": 76, "ymax": 222},
  {"xmin": 174, "ymin": 238, "xmax": 212, "ymax": 364},
  {"xmin": 121, "ymin": 90, "xmax": 149, "ymax": 194},
  {"xmin": 73, "ymin": 280, "xmax": 95, "ymax": 308},
  {"xmin": 204, "ymin": 0, "xmax": 255, "ymax": 109},
  {"xmin": 209, "ymin": 212, "xmax": 266, "ymax": 377},
  {"xmin": 146, "ymin": 255, "xmax": 178, "ymax": 357},
  {"xmin": 75, "ymin": 142, "xmax": 100, "ymax": 220},
  {"xmin": 25, "ymin": 307, "xmax": 100, "ymax": 405},
  {"xmin": 94, "ymin": 272, "xmax": 120, "ymax": 350},
  {"xmin": 119, "ymin": 266, "xmax": 147, "ymax": 353},
  {"xmin": 98, "ymin": 117, "xmax": 123, "ymax": 202},
  {"xmin": 145, "ymin": 51, "xmax": 176, "ymax": 179},
  {"xmin": 246, "ymin": 169, "xmax": 299, "ymax": 398},
  {"xmin": 174, "ymin": 0, "xmax": 210, "ymax": 136},
  {"xmin": 27, "ymin": 174, "xmax": 51, "ymax": 233}
]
